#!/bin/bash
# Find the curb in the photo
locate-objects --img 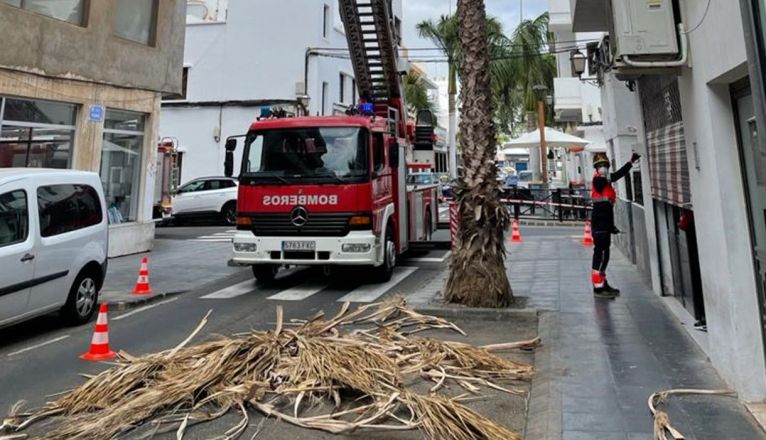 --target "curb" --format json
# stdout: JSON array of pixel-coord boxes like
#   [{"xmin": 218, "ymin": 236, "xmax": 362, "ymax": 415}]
[
  {"xmin": 412, "ymin": 305, "xmax": 538, "ymax": 321},
  {"xmin": 101, "ymin": 291, "xmax": 187, "ymax": 312}
]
